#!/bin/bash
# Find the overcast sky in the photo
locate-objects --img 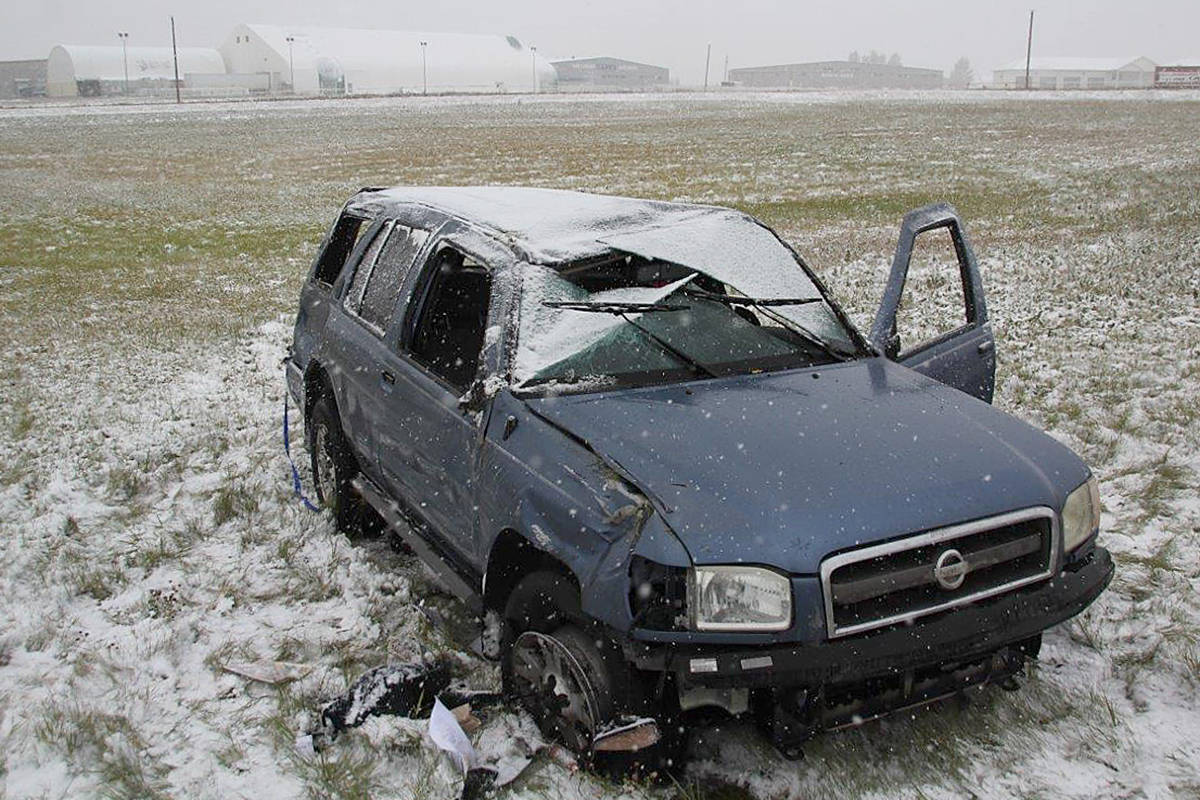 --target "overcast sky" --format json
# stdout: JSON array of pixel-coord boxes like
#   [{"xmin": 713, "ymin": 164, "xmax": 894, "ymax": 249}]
[{"xmin": 4, "ymin": 0, "xmax": 1198, "ymax": 83}]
